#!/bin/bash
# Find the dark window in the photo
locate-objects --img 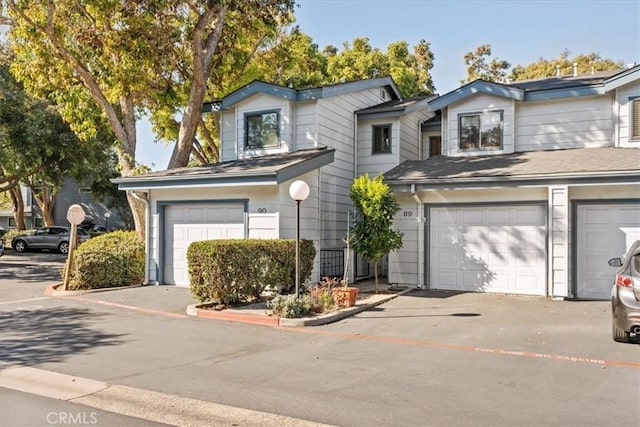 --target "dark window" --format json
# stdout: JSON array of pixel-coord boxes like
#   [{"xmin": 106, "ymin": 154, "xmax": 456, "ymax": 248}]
[
  {"xmin": 33, "ymin": 217, "xmax": 44, "ymax": 228},
  {"xmin": 459, "ymin": 111, "xmax": 503, "ymax": 150},
  {"xmin": 429, "ymin": 135, "xmax": 442, "ymax": 157},
  {"xmin": 245, "ymin": 111, "xmax": 279, "ymax": 148},
  {"xmin": 631, "ymin": 98, "xmax": 640, "ymax": 140},
  {"xmin": 373, "ymin": 125, "xmax": 392, "ymax": 154}
]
